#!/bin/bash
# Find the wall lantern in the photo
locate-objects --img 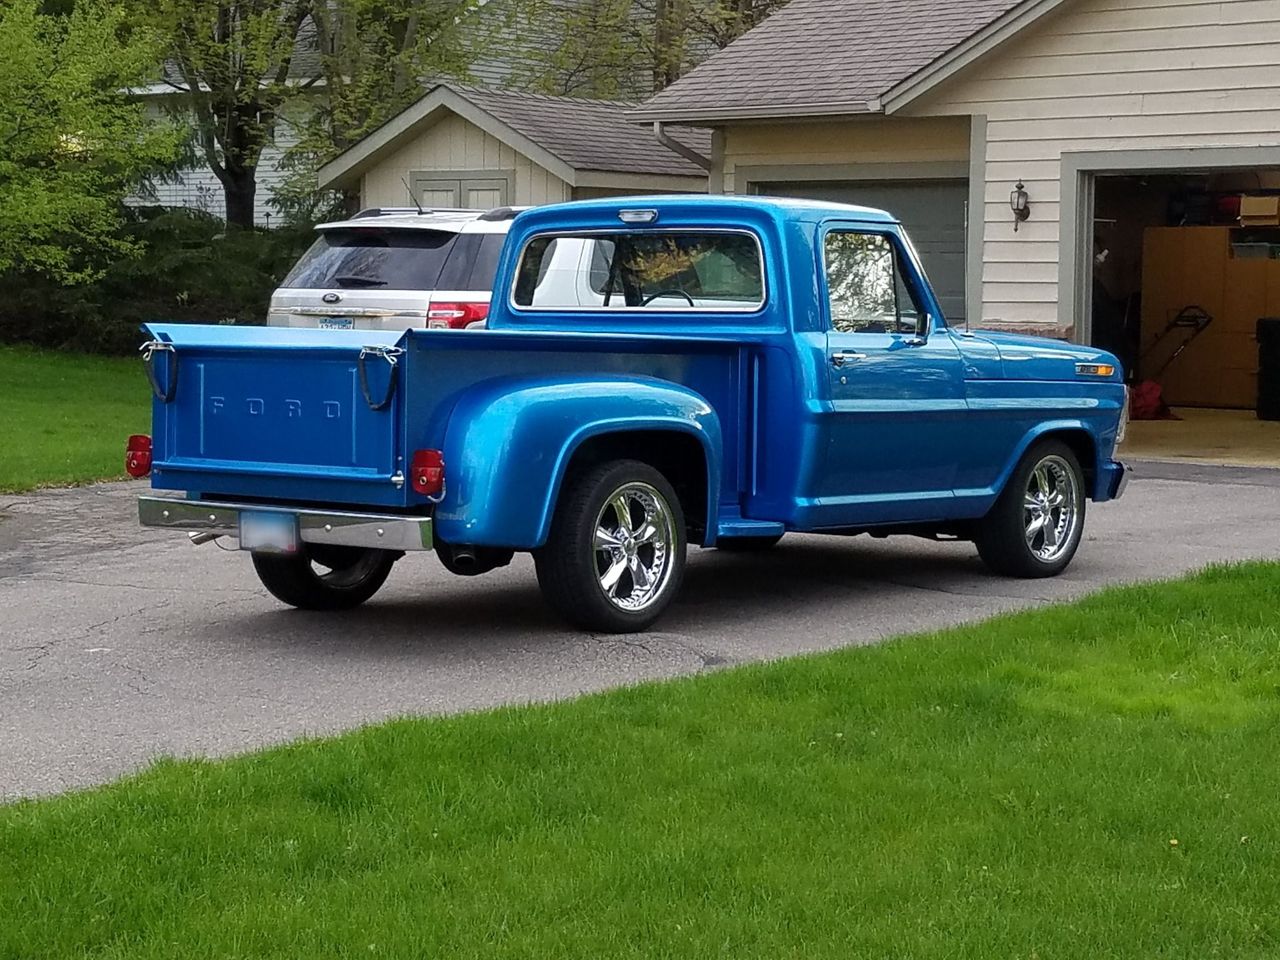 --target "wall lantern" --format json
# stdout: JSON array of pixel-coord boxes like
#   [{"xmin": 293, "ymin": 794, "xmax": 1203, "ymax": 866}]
[{"xmin": 1011, "ymin": 180, "xmax": 1031, "ymax": 232}]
